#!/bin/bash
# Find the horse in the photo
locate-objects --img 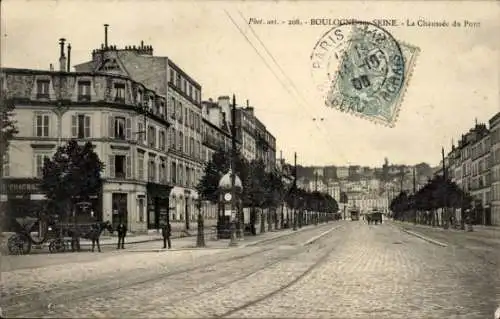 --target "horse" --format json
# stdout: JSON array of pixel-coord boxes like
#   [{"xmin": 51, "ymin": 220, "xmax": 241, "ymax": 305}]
[
  {"xmin": 366, "ymin": 214, "xmax": 372, "ymax": 225},
  {"xmin": 68, "ymin": 221, "xmax": 114, "ymax": 253}
]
